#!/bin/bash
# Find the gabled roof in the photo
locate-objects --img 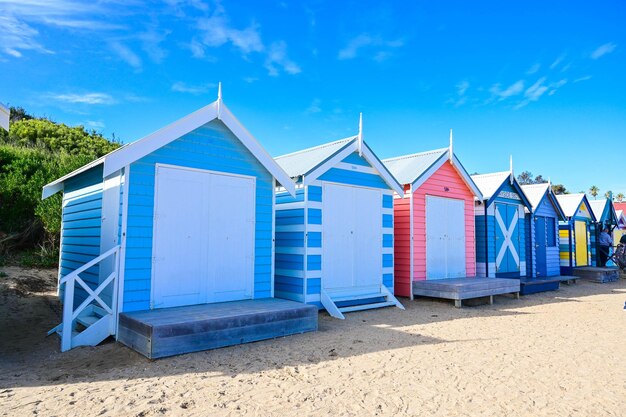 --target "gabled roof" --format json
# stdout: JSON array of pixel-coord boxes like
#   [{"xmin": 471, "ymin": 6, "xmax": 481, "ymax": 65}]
[
  {"xmin": 274, "ymin": 137, "xmax": 354, "ymax": 178},
  {"xmin": 470, "ymin": 171, "xmax": 511, "ymax": 199},
  {"xmin": 470, "ymin": 171, "xmax": 532, "ymax": 208},
  {"xmin": 589, "ymin": 199, "xmax": 618, "ymax": 224},
  {"xmin": 382, "ymin": 148, "xmax": 482, "ymax": 199},
  {"xmin": 274, "ymin": 137, "xmax": 404, "ymax": 195},
  {"xmin": 521, "ymin": 183, "xmax": 566, "ymax": 220},
  {"xmin": 42, "ymin": 97, "xmax": 296, "ymax": 198},
  {"xmin": 555, "ymin": 193, "xmax": 596, "ymax": 221}
]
